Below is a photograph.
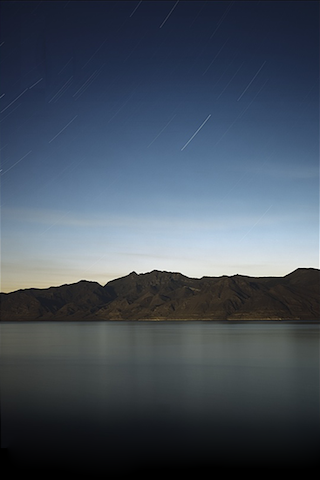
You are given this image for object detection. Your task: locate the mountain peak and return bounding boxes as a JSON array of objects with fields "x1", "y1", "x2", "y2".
[{"x1": 1, "y1": 268, "x2": 319, "y2": 321}]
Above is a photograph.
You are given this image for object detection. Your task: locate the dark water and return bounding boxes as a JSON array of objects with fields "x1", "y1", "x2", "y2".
[{"x1": 1, "y1": 321, "x2": 319, "y2": 472}]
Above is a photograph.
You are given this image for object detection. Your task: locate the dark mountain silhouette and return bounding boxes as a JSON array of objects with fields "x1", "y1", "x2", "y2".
[{"x1": 1, "y1": 268, "x2": 319, "y2": 321}]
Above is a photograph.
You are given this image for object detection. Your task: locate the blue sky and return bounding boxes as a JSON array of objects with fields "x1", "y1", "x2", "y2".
[{"x1": 1, "y1": 1, "x2": 319, "y2": 292}]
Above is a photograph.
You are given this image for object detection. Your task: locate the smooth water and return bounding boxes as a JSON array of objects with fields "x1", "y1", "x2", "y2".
[{"x1": 1, "y1": 322, "x2": 319, "y2": 471}]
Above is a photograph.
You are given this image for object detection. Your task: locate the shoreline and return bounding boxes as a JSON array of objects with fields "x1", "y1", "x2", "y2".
[{"x1": 1, "y1": 319, "x2": 319, "y2": 324}]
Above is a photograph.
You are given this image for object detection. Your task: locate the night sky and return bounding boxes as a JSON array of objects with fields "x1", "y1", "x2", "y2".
[{"x1": 0, "y1": 1, "x2": 319, "y2": 292}]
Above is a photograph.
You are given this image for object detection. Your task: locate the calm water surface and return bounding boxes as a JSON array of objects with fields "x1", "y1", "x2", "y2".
[{"x1": 1, "y1": 321, "x2": 319, "y2": 471}]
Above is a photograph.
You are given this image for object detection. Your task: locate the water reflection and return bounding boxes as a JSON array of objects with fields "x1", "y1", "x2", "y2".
[{"x1": 1, "y1": 322, "x2": 319, "y2": 470}]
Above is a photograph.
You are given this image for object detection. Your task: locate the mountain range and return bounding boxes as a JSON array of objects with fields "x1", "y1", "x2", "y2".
[{"x1": 1, "y1": 268, "x2": 319, "y2": 321}]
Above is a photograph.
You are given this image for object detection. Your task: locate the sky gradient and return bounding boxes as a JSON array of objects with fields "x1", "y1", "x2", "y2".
[{"x1": 0, "y1": 1, "x2": 319, "y2": 292}]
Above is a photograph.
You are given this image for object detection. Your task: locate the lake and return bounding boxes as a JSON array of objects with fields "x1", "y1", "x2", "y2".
[{"x1": 1, "y1": 321, "x2": 319, "y2": 472}]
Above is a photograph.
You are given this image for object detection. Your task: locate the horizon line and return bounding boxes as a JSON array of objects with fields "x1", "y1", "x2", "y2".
[{"x1": 1, "y1": 266, "x2": 318, "y2": 295}]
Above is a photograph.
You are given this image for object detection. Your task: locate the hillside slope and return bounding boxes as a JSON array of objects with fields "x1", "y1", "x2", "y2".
[{"x1": 1, "y1": 268, "x2": 319, "y2": 321}]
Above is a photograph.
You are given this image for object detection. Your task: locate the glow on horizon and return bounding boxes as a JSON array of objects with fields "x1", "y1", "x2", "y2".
[
  {"x1": 2, "y1": 261, "x2": 318, "y2": 294},
  {"x1": 1, "y1": 203, "x2": 318, "y2": 293}
]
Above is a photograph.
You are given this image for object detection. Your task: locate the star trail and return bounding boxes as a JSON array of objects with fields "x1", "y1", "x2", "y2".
[{"x1": 0, "y1": 1, "x2": 318, "y2": 292}]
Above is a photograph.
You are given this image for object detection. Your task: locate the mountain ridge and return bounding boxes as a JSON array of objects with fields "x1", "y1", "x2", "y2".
[{"x1": 1, "y1": 268, "x2": 319, "y2": 321}]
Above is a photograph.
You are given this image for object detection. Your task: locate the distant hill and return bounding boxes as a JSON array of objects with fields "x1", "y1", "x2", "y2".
[{"x1": 1, "y1": 268, "x2": 319, "y2": 321}]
